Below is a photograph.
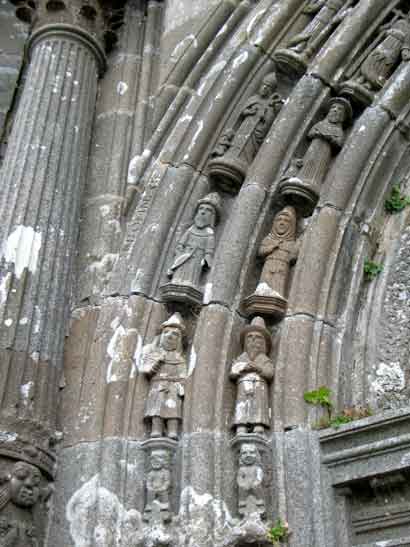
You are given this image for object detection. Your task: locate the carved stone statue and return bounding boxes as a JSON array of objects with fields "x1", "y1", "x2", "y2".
[
  {"x1": 275, "y1": 0, "x2": 353, "y2": 76},
  {"x1": 160, "y1": 192, "x2": 222, "y2": 306},
  {"x1": 340, "y1": 12, "x2": 410, "y2": 106},
  {"x1": 230, "y1": 317, "x2": 274, "y2": 435},
  {"x1": 237, "y1": 444, "x2": 265, "y2": 520},
  {"x1": 242, "y1": 207, "x2": 298, "y2": 319},
  {"x1": 0, "y1": 461, "x2": 49, "y2": 547},
  {"x1": 207, "y1": 73, "x2": 283, "y2": 193},
  {"x1": 144, "y1": 449, "x2": 172, "y2": 523},
  {"x1": 142, "y1": 313, "x2": 187, "y2": 439},
  {"x1": 279, "y1": 97, "x2": 352, "y2": 216}
]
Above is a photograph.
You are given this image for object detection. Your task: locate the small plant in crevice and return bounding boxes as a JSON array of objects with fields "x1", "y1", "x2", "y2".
[
  {"x1": 267, "y1": 519, "x2": 289, "y2": 545},
  {"x1": 303, "y1": 386, "x2": 333, "y2": 419},
  {"x1": 384, "y1": 185, "x2": 410, "y2": 214},
  {"x1": 304, "y1": 387, "x2": 373, "y2": 430},
  {"x1": 363, "y1": 259, "x2": 383, "y2": 281}
]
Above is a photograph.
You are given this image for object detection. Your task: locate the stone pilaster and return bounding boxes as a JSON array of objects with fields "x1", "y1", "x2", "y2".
[{"x1": 0, "y1": 2, "x2": 106, "y2": 540}]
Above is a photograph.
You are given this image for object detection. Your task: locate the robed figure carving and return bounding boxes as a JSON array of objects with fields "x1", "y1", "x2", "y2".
[
  {"x1": 208, "y1": 73, "x2": 283, "y2": 193},
  {"x1": 275, "y1": 0, "x2": 353, "y2": 76},
  {"x1": 0, "y1": 461, "x2": 50, "y2": 547},
  {"x1": 341, "y1": 11, "x2": 410, "y2": 106},
  {"x1": 161, "y1": 192, "x2": 222, "y2": 306},
  {"x1": 230, "y1": 317, "x2": 274, "y2": 435},
  {"x1": 243, "y1": 207, "x2": 298, "y2": 319},
  {"x1": 279, "y1": 97, "x2": 352, "y2": 216},
  {"x1": 142, "y1": 313, "x2": 187, "y2": 440}
]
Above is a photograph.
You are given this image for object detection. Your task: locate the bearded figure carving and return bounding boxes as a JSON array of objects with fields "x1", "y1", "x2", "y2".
[
  {"x1": 279, "y1": 97, "x2": 352, "y2": 216},
  {"x1": 207, "y1": 72, "x2": 283, "y2": 194},
  {"x1": 142, "y1": 313, "x2": 187, "y2": 440},
  {"x1": 230, "y1": 317, "x2": 274, "y2": 436},
  {"x1": 160, "y1": 192, "x2": 222, "y2": 306}
]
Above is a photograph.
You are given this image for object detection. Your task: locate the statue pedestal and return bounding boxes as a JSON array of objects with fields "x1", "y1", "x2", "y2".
[
  {"x1": 207, "y1": 155, "x2": 248, "y2": 194},
  {"x1": 339, "y1": 79, "x2": 374, "y2": 108},
  {"x1": 274, "y1": 48, "x2": 308, "y2": 77},
  {"x1": 279, "y1": 176, "x2": 319, "y2": 217},
  {"x1": 160, "y1": 282, "x2": 203, "y2": 307},
  {"x1": 242, "y1": 292, "x2": 287, "y2": 320},
  {"x1": 231, "y1": 432, "x2": 269, "y2": 451},
  {"x1": 141, "y1": 437, "x2": 178, "y2": 452}
]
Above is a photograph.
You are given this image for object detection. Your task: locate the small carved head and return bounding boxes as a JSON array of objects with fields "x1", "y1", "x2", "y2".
[
  {"x1": 9, "y1": 462, "x2": 42, "y2": 508},
  {"x1": 260, "y1": 72, "x2": 277, "y2": 97},
  {"x1": 159, "y1": 313, "x2": 185, "y2": 353},
  {"x1": 195, "y1": 192, "x2": 222, "y2": 226},
  {"x1": 150, "y1": 450, "x2": 171, "y2": 470},
  {"x1": 272, "y1": 206, "x2": 297, "y2": 240},
  {"x1": 327, "y1": 97, "x2": 353, "y2": 126},
  {"x1": 241, "y1": 316, "x2": 272, "y2": 356},
  {"x1": 239, "y1": 444, "x2": 261, "y2": 466}
]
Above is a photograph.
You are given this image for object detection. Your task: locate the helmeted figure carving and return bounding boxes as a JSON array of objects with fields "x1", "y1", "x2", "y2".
[
  {"x1": 208, "y1": 73, "x2": 283, "y2": 193},
  {"x1": 279, "y1": 97, "x2": 352, "y2": 216},
  {"x1": 341, "y1": 11, "x2": 410, "y2": 106},
  {"x1": 230, "y1": 317, "x2": 274, "y2": 435},
  {"x1": 0, "y1": 461, "x2": 48, "y2": 547},
  {"x1": 275, "y1": 0, "x2": 353, "y2": 76},
  {"x1": 237, "y1": 444, "x2": 265, "y2": 519},
  {"x1": 144, "y1": 449, "x2": 172, "y2": 523},
  {"x1": 161, "y1": 193, "x2": 222, "y2": 306},
  {"x1": 142, "y1": 313, "x2": 187, "y2": 439}
]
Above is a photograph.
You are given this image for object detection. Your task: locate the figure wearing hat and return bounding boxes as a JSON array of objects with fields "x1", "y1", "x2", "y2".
[
  {"x1": 208, "y1": 72, "x2": 283, "y2": 193},
  {"x1": 230, "y1": 317, "x2": 274, "y2": 435},
  {"x1": 280, "y1": 97, "x2": 352, "y2": 216},
  {"x1": 141, "y1": 313, "x2": 187, "y2": 439},
  {"x1": 166, "y1": 193, "x2": 221, "y2": 296}
]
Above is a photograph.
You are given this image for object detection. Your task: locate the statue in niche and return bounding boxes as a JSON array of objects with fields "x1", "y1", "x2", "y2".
[
  {"x1": 142, "y1": 313, "x2": 187, "y2": 440},
  {"x1": 279, "y1": 97, "x2": 352, "y2": 216},
  {"x1": 274, "y1": 0, "x2": 353, "y2": 76},
  {"x1": 160, "y1": 192, "x2": 222, "y2": 306},
  {"x1": 144, "y1": 449, "x2": 172, "y2": 523},
  {"x1": 237, "y1": 444, "x2": 265, "y2": 520},
  {"x1": 243, "y1": 207, "x2": 298, "y2": 319},
  {"x1": 230, "y1": 317, "x2": 274, "y2": 436},
  {"x1": 0, "y1": 461, "x2": 49, "y2": 547},
  {"x1": 207, "y1": 73, "x2": 284, "y2": 193},
  {"x1": 341, "y1": 11, "x2": 410, "y2": 106}
]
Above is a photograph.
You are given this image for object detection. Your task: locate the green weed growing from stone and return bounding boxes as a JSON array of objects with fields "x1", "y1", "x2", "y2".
[
  {"x1": 363, "y1": 259, "x2": 383, "y2": 281},
  {"x1": 304, "y1": 387, "x2": 373, "y2": 429},
  {"x1": 267, "y1": 519, "x2": 289, "y2": 545},
  {"x1": 303, "y1": 386, "x2": 333, "y2": 418},
  {"x1": 384, "y1": 185, "x2": 410, "y2": 214}
]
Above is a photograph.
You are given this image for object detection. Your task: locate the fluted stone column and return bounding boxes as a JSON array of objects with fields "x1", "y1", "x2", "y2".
[{"x1": 0, "y1": 2, "x2": 105, "y2": 543}]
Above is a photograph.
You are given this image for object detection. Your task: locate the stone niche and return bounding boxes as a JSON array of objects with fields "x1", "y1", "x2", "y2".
[
  {"x1": 348, "y1": 472, "x2": 410, "y2": 545},
  {"x1": 320, "y1": 409, "x2": 410, "y2": 547}
]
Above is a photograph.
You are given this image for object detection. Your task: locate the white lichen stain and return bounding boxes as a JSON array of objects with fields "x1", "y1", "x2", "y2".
[
  {"x1": 2, "y1": 225, "x2": 42, "y2": 278},
  {"x1": 117, "y1": 81, "x2": 128, "y2": 95},
  {"x1": 232, "y1": 51, "x2": 248, "y2": 70},
  {"x1": 107, "y1": 320, "x2": 139, "y2": 383},
  {"x1": 66, "y1": 475, "x2": 142, "y2": 547},
  {"x1": 188, "y1": 345, "x2": 197, "y2": 377},
  {"x1": 4, "y1": 318, "x2": 12, "y2": 327},
  {"x1": 0, "y1": 273, "x2": 12, "y2": 307}
]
